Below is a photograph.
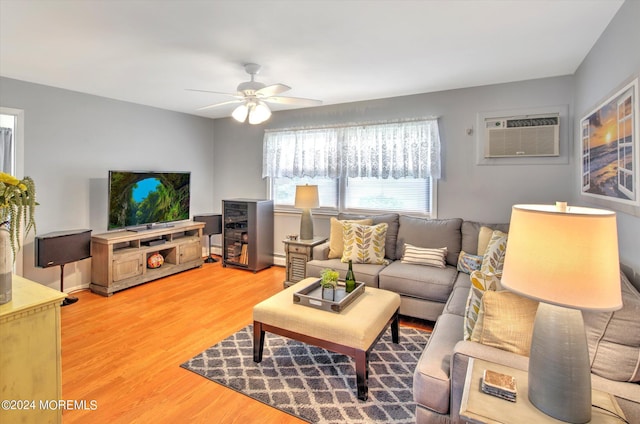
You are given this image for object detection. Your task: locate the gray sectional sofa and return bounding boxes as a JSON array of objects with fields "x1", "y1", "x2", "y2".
[
  {"x1": 306, "y1": 212, "x2": 640, "y2": 423},
  {"x1": 306, "y1": 213, "x2": 507, "y2": 322}
]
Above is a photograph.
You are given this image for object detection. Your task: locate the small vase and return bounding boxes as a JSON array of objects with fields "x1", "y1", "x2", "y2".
[
  {"x1": 0, "y1": 225, "x2": 12, "y2": 304},
  {"x1": 322, "y1": 286, "x2": 335, "y2": 301},
  {"x1": 334, "y1": 286, "x2": 346, "y2": 302}
]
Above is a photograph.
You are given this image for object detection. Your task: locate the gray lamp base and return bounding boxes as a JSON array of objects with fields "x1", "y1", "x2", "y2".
[
  {"x1": 528, "y1": 303, "x2": 592, "y2": 423},
  {"x1": 299, "y1": 209, "x2": 314, "y2": 240}
]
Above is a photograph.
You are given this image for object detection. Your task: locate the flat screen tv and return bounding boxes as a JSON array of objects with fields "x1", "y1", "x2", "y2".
[{"x1": 108, "y1": 170, "x2": 191, "y2": 230}]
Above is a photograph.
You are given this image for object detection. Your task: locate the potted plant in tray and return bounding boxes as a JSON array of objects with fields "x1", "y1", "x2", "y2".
[
  {"x1": 0, "y1": 172, "x2": 37, "y2": 304},
  {"x1": 320, "y1": 268, "x2": 339, "y2": 301}
]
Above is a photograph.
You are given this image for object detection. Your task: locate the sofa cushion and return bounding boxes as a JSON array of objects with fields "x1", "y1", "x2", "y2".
[
  {"x1": 341, "y1": 222, "x2": 388, "y2": 264},
  {"x1": 378, "y1": 261, "x2": 458, "y2": 303},
  {"x1": 401, "y1": 244, "x2": 447, "y2": 268},
  {"x1": 457, "y1": 251, "x2": 483, "y2": 274},
  {"x1": 470, "y1": 290, "x2": 538, "y2": 356},
  {"x1": 480, "y1": 230, "x2": 508, "y2": 278},
  {"x1": 461, "y1": 221, "x2": 510, "y2": 255},
  {"x1": 446, "y1": 287, "x2": 473, "y2": 319},
  {"x1": 327, "y1": 217, "x2": 373, "y2": 259},
  {"x1": 395, "y1": 216, "x2": 462, "y2": 265},
  {"x1": 413, "y1": 313, "x2": 464, "y2": 414},
  {"x1": 443, "y1": 273, "x2": 472, "y2": 317},
  {"x1": 339, "y1": 213, "x2": 399, "y2": 259},
  {"x1": 464, "y1": 271, "x2": 501, "y2": 340},
  {"x1": 445, "y1": 286, "x2": 471, "y2": 318},
  {"x1": 583, "y1": 271, "x2": 640, "y2": 383}
]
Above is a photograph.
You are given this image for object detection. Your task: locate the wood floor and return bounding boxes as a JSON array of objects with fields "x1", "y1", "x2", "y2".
[{"x1": 60, "y1": 260, "x2": 432, "y2": 424}]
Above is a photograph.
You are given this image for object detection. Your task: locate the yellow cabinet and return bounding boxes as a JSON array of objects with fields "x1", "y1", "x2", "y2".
[{"x1": 0, "y1": 276, "x2": 66, "y2": 424}]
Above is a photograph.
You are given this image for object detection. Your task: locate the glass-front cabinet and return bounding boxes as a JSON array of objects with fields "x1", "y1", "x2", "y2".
[{"x1": 222, "y1": 199, "x2": 273, "y2": 272}]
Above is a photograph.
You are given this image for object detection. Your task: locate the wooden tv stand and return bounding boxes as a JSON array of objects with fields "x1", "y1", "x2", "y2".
[{"x1": 90, "y1": 221, "x2": 205, "y2": 296}]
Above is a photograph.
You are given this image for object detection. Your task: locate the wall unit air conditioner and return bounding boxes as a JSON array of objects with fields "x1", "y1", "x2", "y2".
[{"x1": 484, "y1": 113, "x2": 560, "y2": 158}]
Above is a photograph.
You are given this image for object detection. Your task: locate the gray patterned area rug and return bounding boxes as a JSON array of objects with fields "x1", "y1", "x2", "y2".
[{"x1": 180, "y1": 325, "x2": 430, "y2": 424}]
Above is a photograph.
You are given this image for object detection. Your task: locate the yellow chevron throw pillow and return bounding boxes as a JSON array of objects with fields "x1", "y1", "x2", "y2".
[{"x1": 341, "y1": 222, "x2": 388, "y2": 265}]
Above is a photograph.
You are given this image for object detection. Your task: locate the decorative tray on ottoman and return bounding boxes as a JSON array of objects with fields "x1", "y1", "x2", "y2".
[{"x1": 293, "y1": 279, "x2": 365, "y2": 313}]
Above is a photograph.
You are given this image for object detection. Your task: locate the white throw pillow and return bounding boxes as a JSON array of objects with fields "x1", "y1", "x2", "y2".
[{"x1": 401, "y1": 244, "x2": 447, "y2": 268}]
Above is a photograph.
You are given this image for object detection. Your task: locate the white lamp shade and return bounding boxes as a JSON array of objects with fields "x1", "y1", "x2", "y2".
[
  {"x1": 501, "y1": 204, "x2": 621, "y2": 311},
  {"x1": 231, "y1": 103, "x2": 249, "y2": 122},
  {"x1": 248, "y1": 101, "x2": 272, "y2": 125},
  {"x1": 294, "y1": 185, "x2": 319, "y2": 209}
]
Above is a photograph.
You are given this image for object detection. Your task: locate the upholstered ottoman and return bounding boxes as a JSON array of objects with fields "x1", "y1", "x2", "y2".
[{"x1": 253, "y1": 277, "x2": 401, "y2": 400}]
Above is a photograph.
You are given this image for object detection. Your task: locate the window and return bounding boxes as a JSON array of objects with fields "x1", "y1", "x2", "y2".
[
  {"x1": 0, "y1": 113, "x2": 15, "y2": 174},
  {"x1": 272, "y1": 176, "x2": 431, "y2": 214},
  {"x1": 0, "y1": 107, "x2": 25, "y2": 275},
  {"x1": 273, "y1": 177, "x2": 337, "y2": 209},
  {"x1": 345, "y1": 177, "x2": 431, "y2": 213},
  {"x1": 264, "y1": 119, "x2": 440, "y2": 216},
  {"x1": 0, "y1": 107, "x2": 23, "y2": 178},
  {"x1": 617, "y1": 91, "x2": 634, "y2": 199}
]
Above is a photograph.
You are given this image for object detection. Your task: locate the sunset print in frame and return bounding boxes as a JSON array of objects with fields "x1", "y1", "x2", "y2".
[{"x1": 580, "y1": 78, "x2": 639, "y2": 207}]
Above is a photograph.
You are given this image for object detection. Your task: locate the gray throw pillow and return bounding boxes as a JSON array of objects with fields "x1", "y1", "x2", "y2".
[
  {"x1": 461, "y1": 221, "x2": 510, "y2": 255},
  {"x1": 395, "y1": 216, "x2": 462, "y2": 265}
]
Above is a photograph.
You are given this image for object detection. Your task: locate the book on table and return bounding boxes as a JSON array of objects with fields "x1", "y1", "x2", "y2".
[{"x1": 481, "y1": 369, "x2": 517, "y2": 402}]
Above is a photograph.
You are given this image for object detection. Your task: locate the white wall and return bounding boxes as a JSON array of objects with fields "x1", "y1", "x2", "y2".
[
  {"x1": 212, "y1": 75, "x2": 575, "y2": 260},
  {"x1": 0, "y1": 77, "x2": 215, "y2": 291},
  {"x1": 573, "y1": 0, "x2": 640, "y2": 284}
]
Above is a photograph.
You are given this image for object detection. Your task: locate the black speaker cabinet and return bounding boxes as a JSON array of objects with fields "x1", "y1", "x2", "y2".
[
  {"x1": 194, "y1": 214, "x2": 222, "y2": 235},
  {"x1": 35, "y1": 229, "x2": 92, "y2": 268}
]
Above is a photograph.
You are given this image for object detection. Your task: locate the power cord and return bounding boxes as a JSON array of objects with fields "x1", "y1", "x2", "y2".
[{"x1": 592, "y1": 404, "x2": 629, "y2": 423}]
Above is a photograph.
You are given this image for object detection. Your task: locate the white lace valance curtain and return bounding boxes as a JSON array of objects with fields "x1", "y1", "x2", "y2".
[
  {"x1": 262, "y1": 119, "x2": 441, "y2": 180},
  {"x1": 262, "y1": 128, "x2": 341, "y2": 178}
]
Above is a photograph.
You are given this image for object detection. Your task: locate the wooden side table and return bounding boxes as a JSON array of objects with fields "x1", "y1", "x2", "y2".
[
  {"x1": 460, "y1": 358, "x2": 626, "y2": 424},
  {"x1": 283, "y1": 237, "x2": 326, "y2": 288}
]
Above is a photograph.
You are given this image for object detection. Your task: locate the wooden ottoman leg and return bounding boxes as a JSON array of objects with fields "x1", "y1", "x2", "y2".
[
  {"x1": 253, "y1": 321, "x2": 265, "y2": 363},
  {"x1": 355, "y1": 349, "x2": 369, "y2": 401},
  {"x1": 391, "y1": 309, "x2": 399, "y2": 344}
]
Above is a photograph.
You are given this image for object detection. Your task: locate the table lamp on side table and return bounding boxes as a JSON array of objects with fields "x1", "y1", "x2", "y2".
[
  {"x1": 501, "y1": 203, "x2": 621, "y2": 424},
  {"x1": 295, "y1": 184, "x2": 319, "y2": 241}
]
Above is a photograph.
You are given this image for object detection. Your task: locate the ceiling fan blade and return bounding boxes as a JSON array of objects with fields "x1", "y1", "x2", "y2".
[
  {"x1": 196, "y1": 99, "x2": 243, "y2": 111},
  {"x1": 264, "y1": 96, "x2": 323, "y2": 106},
  {"x1": 256, "y1": 83, "x2": 291, "y2": 97},
  {"x1": 186, "y1": 88, "x2": 242, "y2": 98}
]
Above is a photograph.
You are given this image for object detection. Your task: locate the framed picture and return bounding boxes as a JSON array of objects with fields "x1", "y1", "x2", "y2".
[{"x1": 580, "y1": 78, "x2": 639, "y2": 207}]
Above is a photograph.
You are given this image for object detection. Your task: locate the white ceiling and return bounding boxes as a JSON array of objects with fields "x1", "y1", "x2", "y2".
[{"x1": 0, "y1": 0, "x2": 625, "y2": 119}]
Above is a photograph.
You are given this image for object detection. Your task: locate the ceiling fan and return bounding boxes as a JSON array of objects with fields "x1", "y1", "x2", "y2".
[{"x1": 188, "y1": 63, "x2": 322, "y2": 124}]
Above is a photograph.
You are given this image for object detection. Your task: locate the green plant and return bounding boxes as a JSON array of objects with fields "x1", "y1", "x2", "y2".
[
  {"x1": 0, "y1": 172, "x2": 37, "y2": 261},
  {"x1": 320, "y1": 268, "x2": 339, "y2": 288}
]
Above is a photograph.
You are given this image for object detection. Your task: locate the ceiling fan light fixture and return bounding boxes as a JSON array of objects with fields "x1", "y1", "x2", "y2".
[
  {"x1": 248, "y1": 101, "x2": 272, "y2": 125},
  {"x1": 191, "y1": 62, "x2": 321, "y2": 120},
  {"x1": 231, "y1": 103, "x2": 249, "y2": 122}
]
